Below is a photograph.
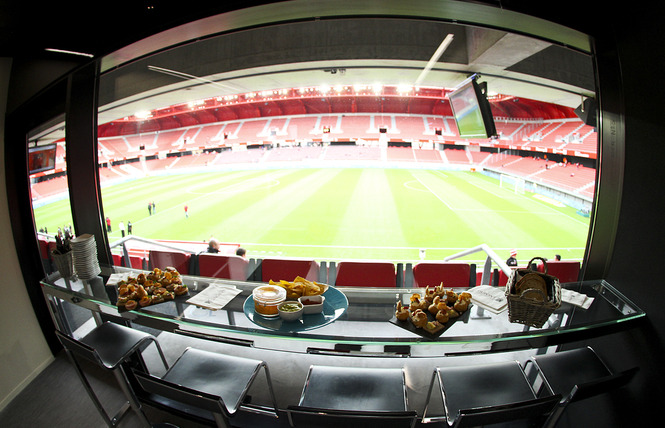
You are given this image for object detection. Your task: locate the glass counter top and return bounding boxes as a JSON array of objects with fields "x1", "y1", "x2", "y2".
[{"x1": 41, "y1": 265, "x2": 646, "y2": 356}]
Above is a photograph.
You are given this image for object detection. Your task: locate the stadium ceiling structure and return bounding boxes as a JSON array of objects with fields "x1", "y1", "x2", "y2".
[{"x1": 24, "y1": 5, "x2": 595, "y2": 145}]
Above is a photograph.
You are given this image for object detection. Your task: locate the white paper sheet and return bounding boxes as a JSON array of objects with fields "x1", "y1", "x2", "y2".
[
  {"x1": 186, "y1": 283, "x2": 242, "y2": 310},
  {"x1": 560, "y1": 288, "x2": 594, "y2": 309},
  {"x1": 469, "y1": 285, "x2": 508, "y2": 313}
]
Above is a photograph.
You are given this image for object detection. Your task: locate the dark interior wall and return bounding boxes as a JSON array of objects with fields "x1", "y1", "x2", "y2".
[
  {"x1": 5, "y1": 58, "x2": 82, "y2": 115},
  {"x1": 504, "y1": 2, "x2": 665, "y2": 425},
  {"x1": 584, "y1": 8, "x2": 665, "y2": 425}
]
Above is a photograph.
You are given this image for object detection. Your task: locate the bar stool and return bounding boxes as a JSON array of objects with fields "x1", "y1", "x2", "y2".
[
  {"x1": 132, "y1": 347, "x2": 279, "y2": 428},
  {"x1": 56, "y1": 321, "x2": 169, "y2": 428},
  {"x1": 287, "y1": 365, "x2": 417, "y2": 427},
  {"x1": 526, "y1": 346, "x2": 639, "y2": 428},
  {"x1": 422, "y1": 360, "x2": 561, "y2": 427}
]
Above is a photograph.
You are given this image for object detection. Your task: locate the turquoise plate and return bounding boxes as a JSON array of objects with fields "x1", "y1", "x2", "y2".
[{"x1": 244, "y1": 286, "x2": 348, "y2": 331}]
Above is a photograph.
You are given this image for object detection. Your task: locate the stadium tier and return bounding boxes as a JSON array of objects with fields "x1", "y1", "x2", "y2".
[
  {"x1": 34, "y1": 113, "x2": 597, "y2": 204},
  {"x1": 96, "y1": 114, "x2": 597, "y2": 156},
  {"x1": 32, "y1": 144, "x2": 596, "y2": 202}
]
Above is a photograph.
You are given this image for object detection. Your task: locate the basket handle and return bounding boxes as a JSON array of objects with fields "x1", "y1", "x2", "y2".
[{"x1": 527, "y1": 257, "x2": 548, "y2": 274}]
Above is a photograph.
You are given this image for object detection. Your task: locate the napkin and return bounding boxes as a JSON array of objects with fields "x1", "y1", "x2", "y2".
[
  {"x1": 561, "y1": 289, "x2": 594, "y2": 309},
  {"x1": 469, "y1": 285, "x2": 508, "y2": 314},
  {"x1": 186, "y1": 282, "x2": 242, "y2": 310},
  {"x1": 106, "y1": 272, "x2": 131, "y2": 287}
]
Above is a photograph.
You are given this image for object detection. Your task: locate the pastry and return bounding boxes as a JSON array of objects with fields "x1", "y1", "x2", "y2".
[
  {"x1": 424, "y1": 286, "x2": 437, "y2": 303},
  {"x1": 458, "y1": 291, "x2": 472, "y2": 302},
  {"x1": 395, "y1": 301, "x2": 410, "y2": 321},
  {"x1": 424, "y1": 321, "x2": 444, "y2": 334},
  {"x1": 410, "y1": 309, "x2": 428, "y2": 328},
  {"x1": 453, "y1": 298, "x2": 469, "y2": 312},
  {"x1": 410, "y1": 296, "x2": 427, "y2": 312},
  {"x1": 436, "y1": 309, "x2": 449, "y2": 323},
  {"x1": 428, "y1": 296, "x2": 443, "y2": 314}
]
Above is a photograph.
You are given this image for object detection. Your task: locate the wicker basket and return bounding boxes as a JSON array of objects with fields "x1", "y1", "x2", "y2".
[{"x1": 504, "y1": 257, "x2": 561, "y2": 328}]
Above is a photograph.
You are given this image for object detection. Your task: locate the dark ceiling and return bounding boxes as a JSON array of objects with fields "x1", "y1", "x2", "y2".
[{"x1": 0, "y1": 1, "x2": 277, "y2": 60}]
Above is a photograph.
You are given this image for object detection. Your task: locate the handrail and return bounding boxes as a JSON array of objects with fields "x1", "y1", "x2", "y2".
[
  {"x1": 109, "y1": 235, "x2": 201, "y2": 269},
  {"x1": 444, "y1": 244, "x2": 511, "y2": 285}
]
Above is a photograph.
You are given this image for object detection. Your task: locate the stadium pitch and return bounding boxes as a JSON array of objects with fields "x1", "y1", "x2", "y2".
[{"x1": 34, "y1": 167, "x2": 590, "y2": 264}]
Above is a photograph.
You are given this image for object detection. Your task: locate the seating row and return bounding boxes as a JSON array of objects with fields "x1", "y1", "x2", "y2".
[
  {"x1": 142, "y1": 249, "x2": 581, "y2": 287},
  {"x1": 142, "y1": 249, "x2": 480, "y2": 287},
  {"x1": 58, "y1": 321, "x2": 637, "y2": 428}
]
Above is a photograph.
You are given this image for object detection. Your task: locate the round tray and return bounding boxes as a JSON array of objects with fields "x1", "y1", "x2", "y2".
[{"x1": 244, "y1": 286, "x2": 348, "y2": 332}]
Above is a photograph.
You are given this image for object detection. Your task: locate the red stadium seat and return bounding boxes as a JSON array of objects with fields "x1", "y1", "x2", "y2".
[
  {"x1": 129, "y1": 256, "x2": 146, "y2": 270},
  {"x1": 335, "y1": 261, "x2": 397, "y2": 287},
  {"x1": 538, "y1": 261, "x2": 580, "y2": 283},
  {"x1": 149, "y1": 250, "x2": 191, "y2": 274},
  {"x1": 112, "y1": 254, "x2": 123, "y2": 267},
  {"x1": 38, "y1": 239, "x2": 51, "y2": 260},
  {"x1": 199, "y1": 253, "x2": 249, "y2": 280},
  {"x1": 261, "y1": 258, "x2": 319, "y2": 282},
  {"x1": 498, "y1": 269, "x2": 511, "y2": 287},
  {"x1": 412, "y1": 262, "x2": 471, "y2": 288}
]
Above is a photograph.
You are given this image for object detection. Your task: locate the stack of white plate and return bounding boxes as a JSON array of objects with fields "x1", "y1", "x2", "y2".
[{"x1": 70, "y1": 233, "x2": 101, "y2": 280}]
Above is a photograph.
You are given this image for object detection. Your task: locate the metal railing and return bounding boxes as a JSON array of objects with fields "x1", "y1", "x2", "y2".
[{"x1": 444, "y1": 244, "x2": 512, "y2": 285}]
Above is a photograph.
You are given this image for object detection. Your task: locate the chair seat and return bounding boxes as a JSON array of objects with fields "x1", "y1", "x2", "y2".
[
  {"x1": 412, "y1": 262, "x2": 471, "y2": 288},
  {"x1": 163, "y1": 347, "x2": 265, "y2": 415},
  {"x1": 56, "y1": 322, "x2": 168, "y2": 427},
  {"x1": 529, "y1": 347, "x2": 612, "y2": 396},
  {"x1": 334, "y1": 261, "x2": 397, "y2": 287},
  {"x1": 299, "y1": 365, "x2": 407, "y2": 412},
  {"x1": 79, "y1": 321, "x2": 164, "y2": 369},
  {"x1": 438, "y1": 361, "x2": 536, "y2": 418}
]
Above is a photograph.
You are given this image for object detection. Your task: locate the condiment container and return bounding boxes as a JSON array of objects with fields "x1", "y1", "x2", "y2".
[
  {"x1": 253, "y1": 285, "x2": 286, "y2": 317},
  {"x1": 278, "y1": 301, "x2": 304, "y2": 321},
  {"x1": 298, "y1": 294, "x2": 325, "y2": 314}
]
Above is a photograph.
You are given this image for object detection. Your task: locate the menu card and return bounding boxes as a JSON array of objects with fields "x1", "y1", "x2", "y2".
[
  {"x1": 186, "y1": 282, "x2": 242, "y2": 310},
  {"x1": 468, "y1": 285, "x2": 508, "y2": 314}
]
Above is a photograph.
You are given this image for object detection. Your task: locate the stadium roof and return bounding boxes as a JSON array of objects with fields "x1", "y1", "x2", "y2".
[{"x1": 2, "y1": 1, "x2": 595, "y2": 141}]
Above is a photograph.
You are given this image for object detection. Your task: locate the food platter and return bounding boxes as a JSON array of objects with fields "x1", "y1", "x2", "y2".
[
  {"x1": 244, "y1": 286, "x2": 348, "y2": 332},
  {"x1": 389, "y1": 303, "x2": 472, "y2": 339},
  {"x1": 389, "y1": 286, "x2": 473, "y2": 340},
  {"x1": 110, "y1": 268, "x2": 189, "y2": 311}
]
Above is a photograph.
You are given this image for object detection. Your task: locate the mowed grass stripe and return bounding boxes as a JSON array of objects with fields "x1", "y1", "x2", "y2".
[
  {"x1": 204, "y1": 168, "x2": 346, "y2": 245},
  {"x1": 328, "y1": 169, "x2": 408, "y2": 260}
]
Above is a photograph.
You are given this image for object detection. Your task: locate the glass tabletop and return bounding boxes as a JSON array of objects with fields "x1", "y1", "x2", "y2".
[{"x1": 40, "y1": 265, "x2": 646, "y2": 355}]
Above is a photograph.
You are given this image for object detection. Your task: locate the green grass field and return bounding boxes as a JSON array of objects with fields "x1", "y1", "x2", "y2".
[{"x1": 34, "y1": 167, "x2": 590, "y2": 264}]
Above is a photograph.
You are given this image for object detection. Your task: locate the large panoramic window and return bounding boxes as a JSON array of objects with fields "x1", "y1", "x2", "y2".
[
  {"x1": 86, "y1": 17, "x2": 596, "y2": 275},
  {"x1": 29, "y1": 119, "x2": 74, "y2": 274}
]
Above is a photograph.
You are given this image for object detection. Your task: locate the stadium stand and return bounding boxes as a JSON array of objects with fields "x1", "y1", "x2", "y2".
[
  {"x1": 387, "y1": 147, "x2": 415, "y2": 161},
  {"x1": 444, "y1": 148, "x2": 470, "y2": 164},
  {"x1": 413, "y1": 149, "x2": 443, "y2": 163}
]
